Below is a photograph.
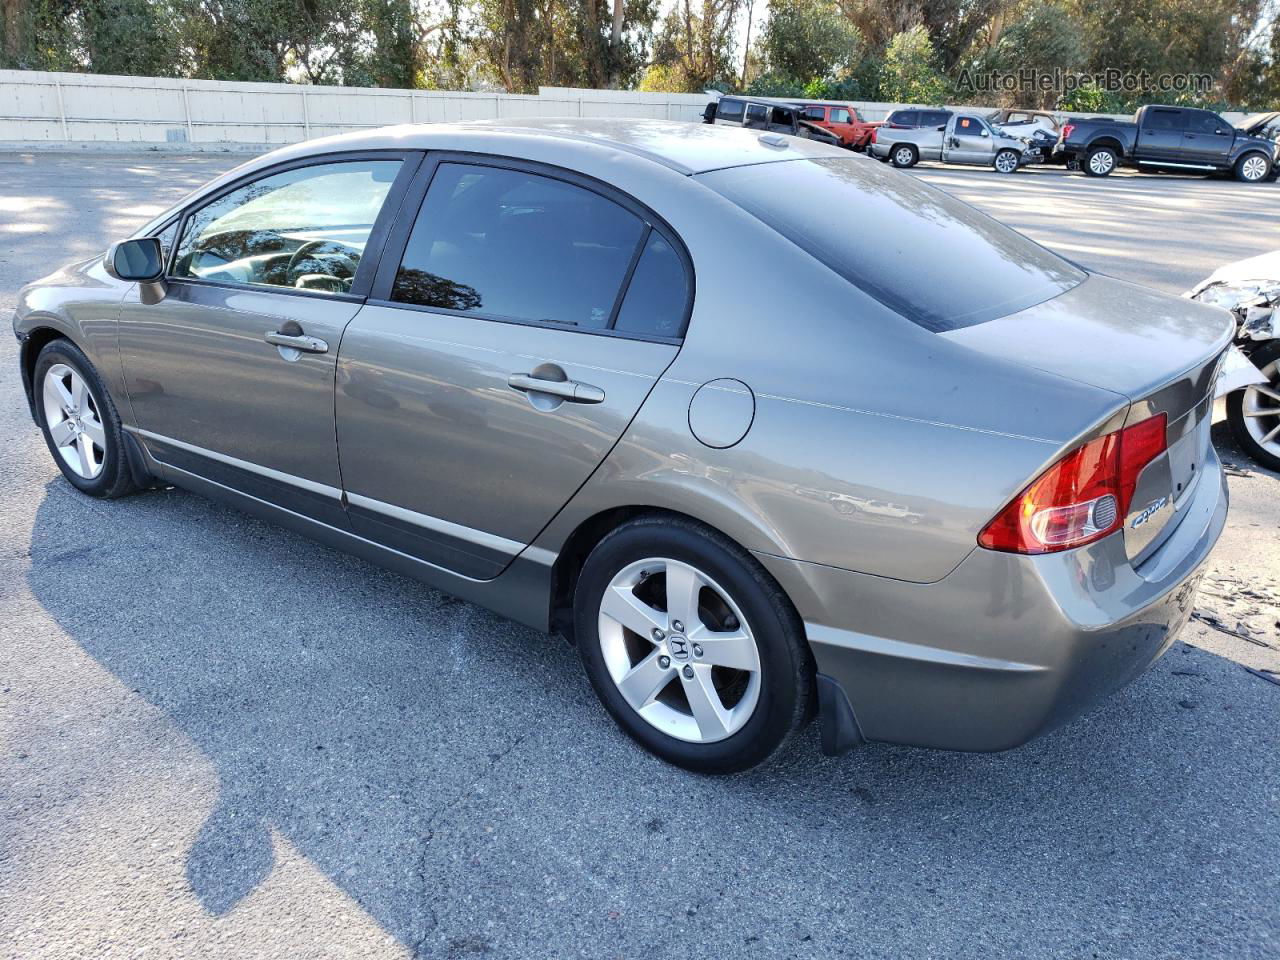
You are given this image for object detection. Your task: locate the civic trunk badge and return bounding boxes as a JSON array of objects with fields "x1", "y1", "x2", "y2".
[{"x1": 1131, "y1": 497, "x2": 1169, "y2": 528}]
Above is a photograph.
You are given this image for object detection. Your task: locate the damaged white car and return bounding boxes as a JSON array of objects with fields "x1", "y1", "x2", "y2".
[{"x1": 1189, "y1": 250, "x2": 1280, "y2": 469}]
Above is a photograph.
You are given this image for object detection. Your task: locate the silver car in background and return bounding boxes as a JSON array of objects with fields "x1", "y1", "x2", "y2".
[
  {"x1": 872, "y1": 111, "x2": 1041, "y2": 172},
  {"x1": 14, "y1": 120, "x2": 1231, "y2": 772}
]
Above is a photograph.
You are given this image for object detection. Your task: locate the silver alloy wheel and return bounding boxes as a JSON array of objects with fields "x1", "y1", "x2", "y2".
[
  {"x1": 1088, "y1": 150, "x2": 1115, "y2": 175},
  {"x1": 1240, "y1": 155, "x2": 1269, "y2": 182},
  {"x1": 893, "y1": 146, "x2": 914, "y2": 166},
  {"x1": 597, "y1": 557, "x2": 762, "y2": 744},
  {"x1": 994, "y1": 151, "x2": 1019, "y2": 173},
  {"x1": 42, "y1": 363, "x2": 106, "y2": 479},
  {"x1": 1241, "y1": 358, "x2": 1280, "y2": 456}
]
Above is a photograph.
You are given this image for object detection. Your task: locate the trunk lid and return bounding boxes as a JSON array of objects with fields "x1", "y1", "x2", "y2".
[{"x1": 945, "y1": 274, "x2": 1233, "y2": 566}]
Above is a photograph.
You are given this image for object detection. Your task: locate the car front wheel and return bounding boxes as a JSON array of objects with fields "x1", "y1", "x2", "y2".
[
  {"x1": 1235, "y1": 153, "x2": 1272, "y2": 184},
  {"x1": 573, "y1": 516, "x2": 814, "y2": 773},
  {"x1": 994, "y1": 149, "x2": 1020, "y2": 174},
  {"x1": 34, "y1": 338, "x2": 138, "y2": 498},
  {"x1": 1228, "y1": 341, "x2": 1280, "y2": 471}
]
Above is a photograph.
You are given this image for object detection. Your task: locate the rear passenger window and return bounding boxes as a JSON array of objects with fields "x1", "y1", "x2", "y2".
[
  {"x1": 1145, "y1": 109, "x2": 1185, "y2": 131},
  {"x1": 889, "y1": 110, "x2": 916, "y2": 126},
  {"x1": 614, "y1": 233, "x2": 688, "y2": 338},
  {"x1": 802, "y1": 107, "x2": 826, "y2": 122},
  {"x1": 392, "y1": 163, "x2": 652, "y2": 331}
]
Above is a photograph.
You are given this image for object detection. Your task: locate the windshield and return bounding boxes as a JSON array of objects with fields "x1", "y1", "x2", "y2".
[{"x1": 700, "y1": 157, "x2": 1085, "y2": 332}]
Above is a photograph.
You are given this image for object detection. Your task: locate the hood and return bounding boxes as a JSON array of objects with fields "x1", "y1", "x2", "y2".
[
  {"x1": 942, "y1": 273, "x2": 1234, "y2": 403},
  {"x1": 1188, "y1": 249, "x2": 1280, "y2": 295},
  {"x1": 1236, "y1": 112, "x2": 1279, "y2": 136}
]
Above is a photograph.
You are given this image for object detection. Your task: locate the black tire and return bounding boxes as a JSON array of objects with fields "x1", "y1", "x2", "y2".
[
  {"x1": 33, "y1": 338, "x2": 138, "y2": 498},
  {"x1": 1084, "y1": 146, "x2": 1117, "y2": 177},
  {"x1": 890, "y1": 144, "x2": 918, "y2": 168},
  {"x1": 1227, "y1": 340, "x2": 1280, "y2": 472},
  {"x1": 1234, "y1": 152, "x2": 1272, "y2": 184},
  {"x1": 573, "y1": 515, "x2": 815, "y2": 774},
  {"x1": 994, "y1": 149, "x2": 1020, "y2": 174}
]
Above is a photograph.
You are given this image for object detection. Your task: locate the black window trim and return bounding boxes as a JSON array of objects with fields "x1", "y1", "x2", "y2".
[
  {"x1": 367, "y1": 151, "x2": 696, "y2": 345},
  {"x1": 165, "y1": 149, "x2": 425, "y2": 305}
]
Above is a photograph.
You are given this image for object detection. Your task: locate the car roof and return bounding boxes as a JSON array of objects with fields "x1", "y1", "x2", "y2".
[{"x1": 252, "y1": 118, "x2": 847, "y2": 177}]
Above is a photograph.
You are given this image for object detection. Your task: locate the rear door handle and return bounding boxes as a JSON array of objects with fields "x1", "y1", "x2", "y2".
[
  {"x1": 265, "y1": 331, "x2": 329, "y2": 354},
  {"x1": 508, "y1": 373, "x2": 605, "y2": 404}
]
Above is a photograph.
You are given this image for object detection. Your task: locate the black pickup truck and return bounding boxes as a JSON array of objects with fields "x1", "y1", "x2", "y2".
[{"x1": 1056, "y1": 105, "x2": 1280, "y2": 183}]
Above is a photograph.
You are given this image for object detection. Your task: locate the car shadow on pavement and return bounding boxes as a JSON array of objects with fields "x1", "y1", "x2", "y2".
[{"x1": 22, "y1": 477, "x2": 1280, "y2": 957}]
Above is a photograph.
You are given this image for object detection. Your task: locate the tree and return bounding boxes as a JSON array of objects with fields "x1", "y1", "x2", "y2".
[
  {"x1": 645, "y1": 0, "x2": 743, "y2": 92},
  {"x1": 752, "y1": 0, "x2": 862, "y2": 90},
  {"x1": 966, "y1": 0, "x2": 1085, "y2": 106},
  {"x1": 879, "y1": 24, "x2": 948, "y2": 102}
]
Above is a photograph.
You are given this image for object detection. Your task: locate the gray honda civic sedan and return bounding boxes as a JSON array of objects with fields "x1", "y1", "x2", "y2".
[{"x1": 14, "y1": 119, "x2": 1232, "y2": 772}]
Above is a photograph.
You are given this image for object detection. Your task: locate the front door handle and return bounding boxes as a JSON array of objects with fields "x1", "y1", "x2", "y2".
[
  {"x1": 265, "y1": 331, "x2": 329, "y2": 354},
  {"x1": 508, "y1": 373, "x2": 605, "y2": 404}
]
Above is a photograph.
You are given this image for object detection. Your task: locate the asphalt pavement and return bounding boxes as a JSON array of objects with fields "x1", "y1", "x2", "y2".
[{"x1": 1, "y1": 150, "x2": 1278, "y2": 960}]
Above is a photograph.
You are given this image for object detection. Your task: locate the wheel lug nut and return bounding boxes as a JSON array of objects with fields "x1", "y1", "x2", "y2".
[
  {"x1": 652, "y1": 628, "x2": 665, "y2": 641},
  {"x1": 672, "y1": 620, "x2": 684, "y2": 633},
  {"x1": 681, "y1": 665, "x2": 694, "y2": 680},
  {"x1": 658, "y1": 656, "x2": 671, "y2": 669},
  {"x1": 692, "y1": 644, "x2": 703, "y2": 658}
]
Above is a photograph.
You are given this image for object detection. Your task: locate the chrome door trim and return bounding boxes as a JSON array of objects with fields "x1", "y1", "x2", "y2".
[
  {"x1": 128, "y1": 426, "x2": 543, "y2": 562},
  {"x1": 346, "y1": 492, "x2": 525, "y2": 557},
  {"x1": 126, "y1": 426, "x2": 343, "y2": 499}
]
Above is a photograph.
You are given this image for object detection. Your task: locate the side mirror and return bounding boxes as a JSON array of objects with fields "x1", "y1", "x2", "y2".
[
  {"x1": 981, "y1": 129, "x2": 991, "y2": 137},
  {"x1": 106, "y1": 237, "x2": 164, "y2": 281},
  {"x1": 936, "y1": 125, "x2": 946, "y2": 131},
  {"x1": 104, "y1": 237, "x2": 168, "y2": 304}
]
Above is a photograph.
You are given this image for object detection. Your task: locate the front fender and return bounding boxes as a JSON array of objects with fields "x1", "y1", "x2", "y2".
[{"x1": 14, "y1": 256, "x2": 131, "y2": 418}]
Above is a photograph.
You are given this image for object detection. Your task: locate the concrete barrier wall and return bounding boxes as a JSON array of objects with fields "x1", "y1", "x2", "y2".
[
  {"x1": 0, "y1": 70, "x2": 1245, "y2": 149},
  {"x1": 0, "y1": 71, "x2": 711, "y2": 147}
]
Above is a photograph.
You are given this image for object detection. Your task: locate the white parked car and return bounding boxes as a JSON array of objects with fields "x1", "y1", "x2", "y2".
[{"x1": 1188, "y1": 250, "x2": 1280, "y2": 469}]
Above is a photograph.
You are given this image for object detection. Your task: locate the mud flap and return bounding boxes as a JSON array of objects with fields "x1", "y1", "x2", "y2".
[{"x1": 816, "y1": 673, "x2": 865, "y2": 756}]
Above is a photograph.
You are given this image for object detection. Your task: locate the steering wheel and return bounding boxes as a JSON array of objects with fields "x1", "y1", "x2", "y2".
[{"x1": 286, "y1": 239, "x2": 357, "y2": 285}]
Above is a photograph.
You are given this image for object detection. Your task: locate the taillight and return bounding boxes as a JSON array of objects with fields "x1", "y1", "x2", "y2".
[
  {"x1": 978, "y1": 413, "x2": 1167, "y2": 554},
  {"x1": 1061, "y1": 123, "x2": 1074, "y2": 140},
  {"x1": 870, "y1": 128, "x2": 878, "y2": 144}
]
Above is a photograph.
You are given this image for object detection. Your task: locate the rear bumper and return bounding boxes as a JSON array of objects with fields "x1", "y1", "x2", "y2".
[{"x1": 757, "y1": 445, "x2": 1229, "y2": 754}]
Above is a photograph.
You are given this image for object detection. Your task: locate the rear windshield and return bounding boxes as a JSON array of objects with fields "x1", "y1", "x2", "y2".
[{"x1": 700, "y1": 157, "x2": 1084, "y2": 331}]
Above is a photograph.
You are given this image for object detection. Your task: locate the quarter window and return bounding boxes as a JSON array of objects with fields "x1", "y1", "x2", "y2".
[
  {"x1": 172, "y1": 160, "x2": 401, "y2": 295},
  {"x1": 717, "y1": 99, "x2": 745, "y2": 123},
  {"x1": 391, "y1": 164, "x2": 644, "y2": 330},
  {"x1": 613, "y1": 233, "x2": 689, "y2": 338}
]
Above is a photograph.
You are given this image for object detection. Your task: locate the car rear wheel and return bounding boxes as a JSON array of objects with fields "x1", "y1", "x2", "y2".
[
  {"x1": 573, "y1": 516, "x2": 814, "y2": 773},
  {"x1": 891, "y1": 145, "x2": 918, "y2": 168},
  {"x1": 994, "y1": 149, "x2": 1020, "y2": 174},
  {"x1": 1228, "y1": 342, "x2": 1280, "y2": 471},
  {"x1": 1085, "y1": 147, "x2": 1117, "y2": 176},
  {"x1": 1234, "y1": 153, "x2": 1272, "y2": 184},
  {"x1": 34, "y1": 338, "x2": 138, "y2": 498}
]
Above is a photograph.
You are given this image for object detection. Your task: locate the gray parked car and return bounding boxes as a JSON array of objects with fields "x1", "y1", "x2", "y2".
[
  {"x1": 14, "y1": 119, "x2": 1231, "y2": 772},
  {"x1": 872, "y1": 111, "x2": 1041, "y2": 172}
]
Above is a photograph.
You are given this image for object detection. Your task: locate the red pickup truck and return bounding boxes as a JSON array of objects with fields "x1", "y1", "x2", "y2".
[{"x1": 792, "y1": 102, "x2": 882, "y2": 151}]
